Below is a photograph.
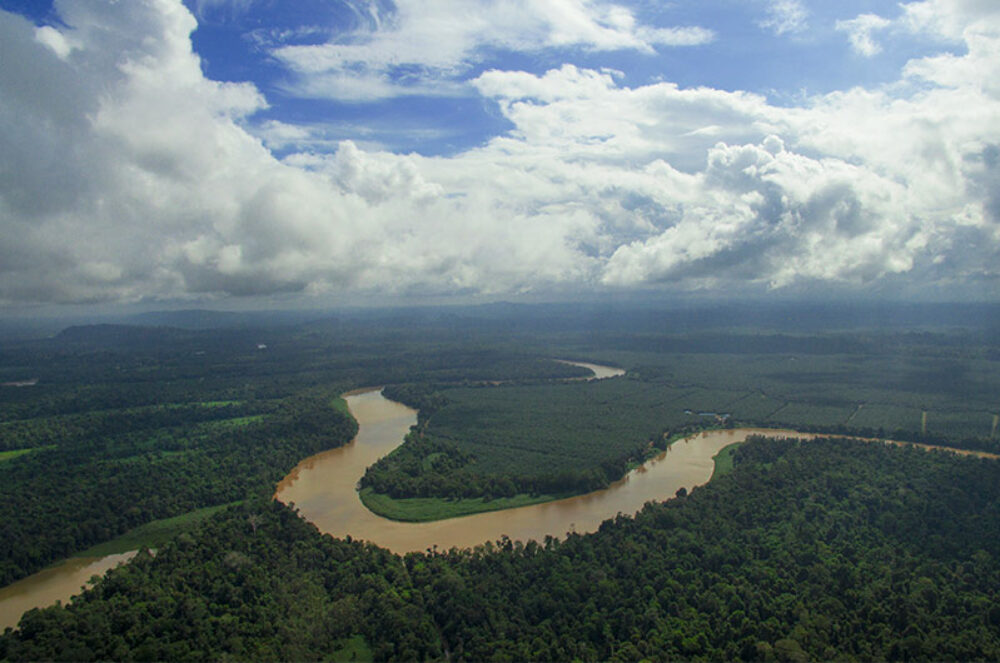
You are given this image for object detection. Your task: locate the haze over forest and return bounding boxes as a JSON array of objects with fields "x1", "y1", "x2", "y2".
[{"x1": 1, "y1": 0, "x2": 999, "y2": 313}]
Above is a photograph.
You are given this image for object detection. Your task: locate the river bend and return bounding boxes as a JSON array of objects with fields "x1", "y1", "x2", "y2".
[{"x1": 276, "y1": 376, "x2": 783, "y2": 553}]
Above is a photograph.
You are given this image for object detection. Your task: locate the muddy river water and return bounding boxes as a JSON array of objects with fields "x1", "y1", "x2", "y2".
[
  {"x1": 275, "y1": 383, "x2": 797, "y2": 553},
  {"x1": 0, "y1": 552, "x2": 137, "y2": 631},
  {"x1": 274, "y1": 364, "x2": 998, "y2": 552}
]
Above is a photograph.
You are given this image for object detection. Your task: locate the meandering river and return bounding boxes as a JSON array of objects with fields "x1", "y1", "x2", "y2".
[
  {"x1": 275, "y1": 361, "x2": 788, "y2": 553},
  {"x1": 276, "y1": 390, "x2": 797, "y2": 553},
  {"x1": 275, "y1": 362, "x2": 998, "y2": 553}
]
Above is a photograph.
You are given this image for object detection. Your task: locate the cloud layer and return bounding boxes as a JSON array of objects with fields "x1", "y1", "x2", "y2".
[
  {"x1": 269, "y1": 0, "x2": 714, "y2": 102},
  {"x1": 0, "y1": 0, "x2": 998, "y2": 305}
]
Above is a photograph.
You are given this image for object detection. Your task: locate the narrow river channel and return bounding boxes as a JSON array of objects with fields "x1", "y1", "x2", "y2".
[{"x1": 0, "y1": 552, "x2": 137, "y2": 631}]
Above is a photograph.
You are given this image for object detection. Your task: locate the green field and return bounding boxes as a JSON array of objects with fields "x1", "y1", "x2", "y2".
[
  {"x1": 331, "y1": 396, "x2": 351, "y2": 416},
  {"x1": 0, "y1": 447, "x2": 48, "y2": 463},
  {"x1": 74, "y1": 503, "x2": 243, "y2": 557},
  {"x1": 710, "y1": 442, "x2": 741, "y2": 480},
  {"x1": 331, "y1": 635, "x2": 373, "y2": 663},
  {"x1": 359, "y1": 487, "x2": 570, "y2": 522}
]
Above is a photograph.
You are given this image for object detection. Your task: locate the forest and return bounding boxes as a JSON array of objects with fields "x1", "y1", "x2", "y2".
[
  {"x1": 2, "y1": 437, "x2": 999, "y2": 661},
  {"x1": 361, "y1": 310, "x2": 1000, "y2": 514},
  {"x1": 0, "y1": 301, "x2": 998, "y2": 660}
]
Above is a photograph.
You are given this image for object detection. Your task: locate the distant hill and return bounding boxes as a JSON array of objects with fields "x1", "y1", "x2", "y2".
[
  {"x1": 125, "y1": 309, "x2": 318, "y2": 330},
  {"x1": 54, "y1": 324, "x2": 197, "y2": 347}
]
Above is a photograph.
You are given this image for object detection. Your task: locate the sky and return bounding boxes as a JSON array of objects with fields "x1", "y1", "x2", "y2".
[{"x1": 1, "y1": 0, "x2": 999, "y2": 310}]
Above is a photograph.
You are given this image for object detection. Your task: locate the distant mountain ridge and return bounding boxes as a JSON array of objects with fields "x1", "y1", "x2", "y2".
[
  {"x1": 125, "y1": 309, "x2": 319, "y2": 330},
  {"x1": 3, "y1": 300, "x2": 998, "y2": 344},
  {"x1": 54, "y1": 324, "x2": 197, "y2": 347}
]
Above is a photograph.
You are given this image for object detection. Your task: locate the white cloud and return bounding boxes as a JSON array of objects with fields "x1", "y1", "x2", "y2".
[
  {"x1": 759, "y1": 0, "x2": 808, "y2": 36},
  {"x1": 0, "y1": 1, "x2": 603, "y2": 302},
  {"x1": 270, "y1": 0, "x2": 714, "y2": 102},
  {"x1": 836, "y1": 13, "x2": 891, "y2": 57},
  {"x1": 458, "y1": 28, "x2": 1000, "y2": 293},
  {"x1": 34, "y1": 25, "x2": 76, "y2": 59},
  {"x1": 900, "y1": 0, "x2": 1000, "y2": 41},
  {"x1": 189, "y1": 0, "x2": 261, "y2": 20},
  {"x1": 1, "y1": 0, "x2": 999, "y2": 304}
]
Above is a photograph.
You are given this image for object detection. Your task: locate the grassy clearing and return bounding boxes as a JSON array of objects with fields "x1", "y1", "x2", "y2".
[
  {"x1": 359, "y1": 487, "x2": 570, "y2": 522},
  {"x1": 74, "y1": 502, "x2": 242, "y2": 557},
  {"x1": 421, "y1": 452, "x2": 445, "y2": 471},
  {"x1": 710, "y1": 442, "x2": 742, "y2": 481},
  {"x1": 331, "y1": 635, "x2": 373, "y2": 662},
  {"x1": 200, "y1": 414, "x2": 266, "y2": 430},
  {"x1": 0, "y1": 446, "x2": 53, "y2": 463},
  {"x1": 331, "y1": 396, "x2": 351, "y2": 416}
]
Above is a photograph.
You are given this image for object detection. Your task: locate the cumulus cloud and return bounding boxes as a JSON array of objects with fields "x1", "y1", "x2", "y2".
[
  {"x1": 270, "y1": 0, "x2": 714, "y2": 102},
  {"x1": 900, "y1": 0, "x2": 1000, "y2": 41},
  {"x1": 0, "y1": 1, "x2": 599, "y2": 302},
  {"x1": 0, "y1": 0, "x2": 999, "y2": 305},
  {"x1": 459, "y1": 28, "x2": 1000, "y2": 293}
]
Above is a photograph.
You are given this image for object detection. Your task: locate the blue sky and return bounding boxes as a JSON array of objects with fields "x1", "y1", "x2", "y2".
[
  {"x1": 179, "y1": 0, "x2": 948, "y2": 155},
  {"x1": 0, "y1": 0, "x2": 998, "y2": 307}
]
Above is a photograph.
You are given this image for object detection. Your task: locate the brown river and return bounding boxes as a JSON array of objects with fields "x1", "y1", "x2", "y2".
[
  {"x1": 0, "y1": 552, "x2": 137, "y2": 631},
  {"x1": 274, "y1": 361, "x2": 998, "y2": 552},
  {"x1": 274, "y1": 378, "x2": 802, "y2": 554}
]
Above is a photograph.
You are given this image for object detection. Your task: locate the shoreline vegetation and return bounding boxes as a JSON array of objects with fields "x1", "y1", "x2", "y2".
[
  {"x1": 358, "y1": 487, "x2": 576, "y2": 522},
  {"x1": 72, "y1": 502, "x2": 244, "y2": 558},
  {"x1": 355, "y1": 430, "x2": 730, "y2": 523},
  {"x1": 354, "y1": 384, "x2": 1000, "y2": 523},
  {"x1": 355, "y1": 416, "x2": 733, "y2": 523}
]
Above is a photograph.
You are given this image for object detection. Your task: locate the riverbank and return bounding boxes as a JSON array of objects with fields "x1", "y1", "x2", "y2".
[
  {"x1": 0, "y1": 552, "x2": 139, "y2": 631},
  {"x1": 710, "y1": 442, "x2": 742, "y2": 480},
  {"x1": 360, "y1": 424, "x2": 734, "y2": 523},
  {"x1": 358, "y1": 487, "x2": 576, "y2": 522},
  {"x1": 276, "y1": 390, "x2": 756, "y2": 553},
  {"x1": 73, "y1": 502, "x2": 242, "y2": 557},
  {"x1": 357, "y1": 434, "x2": 738, "y2": 522},
  {"x1": 0, "y1": 502, "x2": 246, "y2": 631}
]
